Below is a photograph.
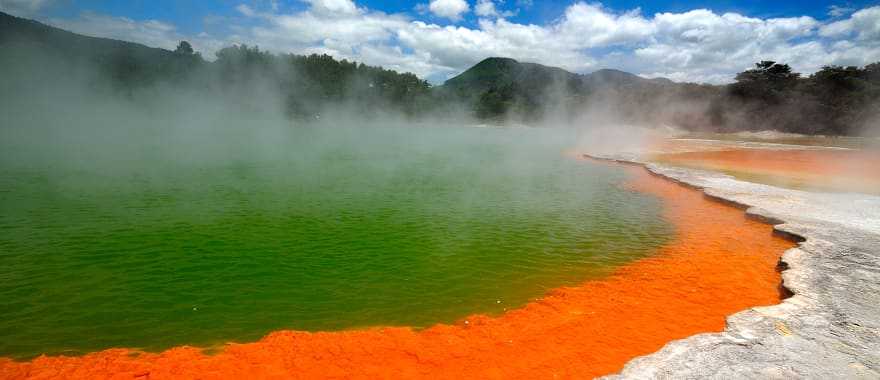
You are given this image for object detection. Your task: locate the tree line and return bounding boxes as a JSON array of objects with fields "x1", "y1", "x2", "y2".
[
  {"x1": 41, "y1": 35, "x2": 880, "y2": 135},
  {"x1": 709, "y1": 61, "x2": 880, "y2": 135},
  {"x1": 426, "y1": 55, "x2": 879, "y2": 136},
  {"x1": 97, "y1": 41, "x2": 432, "y2": 119},
  {"x1": 3, "y1": 6, "x2": 876, "y2": 135}
]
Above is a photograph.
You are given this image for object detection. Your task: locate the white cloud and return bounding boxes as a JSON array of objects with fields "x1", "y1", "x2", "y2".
[
  {"x1": 474, "y1": 0, "x2": 496, "y2": 17},
  {"x1": 49, "y1": 12, "x2": 181, "y2": 49},
  {"x1": 47, "y1": 12, "x2": 227, "y2": 59},
  {"x1": 253, "y1": 7, "x2": 408, "y2": 50},
  {"x1": 555, "y1": 3, "x2": 654, "y2": 48},
  {"x1": 235, "y1": 4, "x2": 256, "y2": 17},
  {"x1": 828, "y1": 5, "x2": 854, "y2": 18},
  {"x1": 820, "y1": 6, "x2": 880, "y2": 41},
  {"x1": 475, "y1": 0, "x2": 516, "y2": 19},
  {"x1": 633, "y1": 11, "x2": 826, "y2": 81},
  {"x1": 0, "y1": 0, "x2": 54, "y2": 16},
  {"x1": 33, "y1": 1, "x2": 880, "y2": 83},
  {"x1": 428, "y1": 0, "x2": 470, "y2": 21},
  {"x1": 305, "y1": 0, "x2": 359, "y2": 16}
]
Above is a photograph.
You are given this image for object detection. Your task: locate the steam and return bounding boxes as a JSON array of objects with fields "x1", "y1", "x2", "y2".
[
  {"x1": 0, "y1": 34, "x2": 644, "y2": 180},
  {"x1": 5, "y1": 27, "x2": 873, "y2": 192},
  {"x1": 0, "y1": 39, "x2": 606, "y2": 214}
]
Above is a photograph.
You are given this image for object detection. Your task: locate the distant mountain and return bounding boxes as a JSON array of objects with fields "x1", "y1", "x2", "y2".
[
  {"x1": 0, "y1": 11, "x2": 201, "y2": 86},
  {"x1": 0, "y1": 11, "x2": 430, "y2": 117},
  {"x1": 443, "y1": 57, "x2": 581, "y2": 94},
  {"x1": 584, "y1": 68, "x2": 673, "y2": 86},
  {"x1": 437, "y1": 57, "x2": 688, "y2": 120},
  {"x1": 1, "y1": 11, "x2": 688, "y2": 123},
  {"x1": 3, "y1": 11, "x2": 876, "y2": 134},
  {"x1": 1, "y1": 11, "x2": 173, "y2": 59},
  {"x1": 444, "y1": 58, "x2": 672, "y2": 91}
]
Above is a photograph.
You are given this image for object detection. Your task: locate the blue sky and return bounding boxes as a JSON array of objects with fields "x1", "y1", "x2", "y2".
[
  {"x1": 3, "y1": 0, "x2": 879, "y2": 83},
  {"x1": 30, "y1": 0, "x2": 878, "y2": 32}
]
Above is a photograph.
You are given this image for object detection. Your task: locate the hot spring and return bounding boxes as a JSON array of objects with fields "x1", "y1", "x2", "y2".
[{"x1": 0, "y1": 122, "x2": 672, "y2": 359}]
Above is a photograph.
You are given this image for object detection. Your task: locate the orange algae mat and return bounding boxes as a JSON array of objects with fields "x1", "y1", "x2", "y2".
[
  {"x1": 0, "y1": 163, "x2": 795, "y2": 380},
  {"x1": 651, "y1": 148, "x2": 880, "y2": 194}
]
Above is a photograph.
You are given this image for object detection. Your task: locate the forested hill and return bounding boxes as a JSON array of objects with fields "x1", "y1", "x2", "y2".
[
  {"x1": 436, "y1": 57, "x2": 697, "y2": 122},
  {"x1": 441, "y1": 57, "x2": 665, "y2": 94},
  {"x1": 1, "y1": 11, "x2": 204, "y2": 87},
  {"x1": 0, "y1": 11, "x2": 174, "y2": 59},
  {"x1": 2, "y1": 11, "x2": 878, "y2": 135},
  {"x1": 440, "y1": 57, "x2": 880, "y2": 135},
  {"x1": 0, "y1": 11, "x2": 431, "y2": 118},
  {"x1": 443, "y1": 57, "x2": 581, "y2": 95}
]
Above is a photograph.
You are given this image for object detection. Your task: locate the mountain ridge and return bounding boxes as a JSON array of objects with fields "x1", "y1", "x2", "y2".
[
  {"x1": 3, "y1": 11, "x2": 877, "y2": 135},
  {"x1": 442, "y1": 57, "x2": 675, "y2": 93},
  {"x1": 443, "y1": 57, "x2": 678, "y2": 86},
  {"x1": 0, "y1": 11, "x2": 184, "y2": 64},
  {"x1": 437, "y1": 56, "x2": 696, "y2": 121}
]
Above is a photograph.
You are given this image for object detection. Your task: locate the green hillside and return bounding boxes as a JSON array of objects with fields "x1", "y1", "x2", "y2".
[
  {"x1": 2, "y1": 11, "x2": 878, "y2": 134},
  {"x1": 0, "y1": 11, "x2": 430, "y2": 118}
]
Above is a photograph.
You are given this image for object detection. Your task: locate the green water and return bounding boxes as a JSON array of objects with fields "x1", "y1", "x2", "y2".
[{"x1": 0, "y1": 124, "x2": 671, "y2": 359}]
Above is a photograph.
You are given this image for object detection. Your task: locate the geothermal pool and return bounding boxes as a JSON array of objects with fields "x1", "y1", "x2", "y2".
[
  {"x1": 650, "y1": 145, "x2": 880, "y2": 194},
  {"x1": 0, "y1": 125, "x2": 673, "y2": 359}
]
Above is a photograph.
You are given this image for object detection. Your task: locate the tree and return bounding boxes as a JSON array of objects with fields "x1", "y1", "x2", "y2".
[
  {"x1": 865, "y1": 62, "x2": 880, "y2": 82},
  {"x1": 731, "y1": 61, "x2": 800, "y2": 100},
  {"x1": 174, "y1": 41, "x2": 194, "y2": 55}
]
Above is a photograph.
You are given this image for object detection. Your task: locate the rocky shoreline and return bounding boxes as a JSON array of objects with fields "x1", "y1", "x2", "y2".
[
  {"x1": 0, "y1": 155, "x2": 795, "y2": 379},
  {"x1": 589, "y1": 153, "x2": 880, "y2": 379}
]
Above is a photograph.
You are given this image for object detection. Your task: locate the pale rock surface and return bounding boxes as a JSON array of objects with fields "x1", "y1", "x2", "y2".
[{"x1": 589, "y1": 153, "x2": 880, "y2": 380}]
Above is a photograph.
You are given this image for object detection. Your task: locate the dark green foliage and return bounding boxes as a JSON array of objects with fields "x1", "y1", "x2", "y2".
[
  {"x1": 730, "y1": 61, "x2": 800, "y2": 101},
  {"x1": 711, "y1": 61, "x2": 880, "y2": 135},
  {"x1": 443, "y1": 56, "x2": 879, "y2": 135},
  {"x1": 0, "y1": 12, "x2": 205, "y2": 93},
  {"x1": 439, "y1": 57, "x2": 712, "y2": 125},
  {"x1": 806, "y1": 64, "x2": 880, "y2": 134},
  {"x1": 0, "y1": 11, "x2": 430, "y2": 119},
  {"x1": 2, "y1": 10, "x2": 876, "y2": 135},
  {"x1": 174, "y1": 41, "x2": 194, "y2": 55},
  {"x1": 206, "y1": 47, "x2": 431, "y2": 118},
  {"x1": 281, "y1": 53, "x2": 430, "y2": 117},
  {"x1": 440, "y1": 57, "x2": 584, "y2": 121}
]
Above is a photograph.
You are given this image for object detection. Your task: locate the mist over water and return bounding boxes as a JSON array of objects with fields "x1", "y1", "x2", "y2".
[
  {"x1": 0, "y1": 123, "x2": 672, "y2": 359},
  {"x1": 0, "y1": 38, "x2": 674, "y2": 359}
]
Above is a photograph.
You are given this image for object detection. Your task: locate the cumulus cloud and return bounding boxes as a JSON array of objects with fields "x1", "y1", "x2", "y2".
[
  {"x1": 820, "y1": 6, "x2": 880, "y2": 41},
  {"x1": 428, "y1": 0, "x2": 470, "y2": 21},
  {"x1": 0, "y1": 0, "x2": 54, "y2": 16},
  {"x1": 32, "y1": 1, "x2": 880, "y2": 83},
  {"x1": 828, "y1": 5, "x2": 854, "y2": 17},
  {"x1": 49, "y1": 12, "x2": 181, "y2": 49},
  {"x1": 235, "y1": 4, "x2": 257, "y2": 17},
  {"x1": 249, "y1": 6, "x2": 409, "y2": 56},
  {"x1": 631, "y1": 11, "x2": 825, "y2": 81},
  {"x1": 305, "y1": 0, "x2": 359, "y2": 16},
  {"x1": 47, "y1": 12, "x2": 227, "y2": 59},
  {"x1": 555, "y1": 3, "x2": 654, "y2": 48},
  {"x1": 474, "y1": 0, "x2": 496, "y2": 17},
  {"x1": 475, "y1": 0, "x2": 515, "y2": 18}
]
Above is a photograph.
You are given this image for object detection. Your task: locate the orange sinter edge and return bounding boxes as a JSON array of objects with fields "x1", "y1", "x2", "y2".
[
  {"x1": 650, "y1": 147, "x2": 880, "y2": 194},
  {"x1": 0, "y1": 161, "x2": 796, "y2": 380}
]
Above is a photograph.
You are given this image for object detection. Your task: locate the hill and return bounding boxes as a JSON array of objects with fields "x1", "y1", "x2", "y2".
[
  {"x1": 437, "y1": 57, "x2": 695, "y2": 122},
  {"x1": 1, "y1": 11, "x2": 203, "y2": 87},
  {"x1": 443, "y1": 57, "x2": 581, "y2": 94},
  {"x1": 0, "y1": 11, "x2": 430, "y2": 117},
  {"x1": 2, "y1": 11, "x2": 878, "y2": 134},
  {"x1": 440, "y1": 57, "x2": 880, "y2": 135}
]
